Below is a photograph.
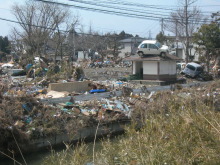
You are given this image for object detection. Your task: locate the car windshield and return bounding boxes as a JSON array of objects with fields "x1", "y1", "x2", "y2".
[
  {"x1": 186, "y1": 64, "x2": 196, "y2": 71},
  {"x1": 155, "y1": 42, "x2": 162, "y2": 48}
]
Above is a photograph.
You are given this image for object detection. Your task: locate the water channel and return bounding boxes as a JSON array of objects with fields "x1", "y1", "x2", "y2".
[{"x1": 2, "y1": 135, "x2": 119, "y2": 165}]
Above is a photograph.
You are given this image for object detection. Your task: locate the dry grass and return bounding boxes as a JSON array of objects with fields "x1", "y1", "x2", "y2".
[{"x1": 42, "y1": 143, "x2": 89, "y2": 165}]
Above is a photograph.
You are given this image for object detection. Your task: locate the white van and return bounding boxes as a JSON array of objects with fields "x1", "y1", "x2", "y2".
[
  {"x1": 182, "y1": 62, "x2": 203, "y2": 78},
  {"x1": 136, "y1": 40, "x2": 169, "y2": 57}
]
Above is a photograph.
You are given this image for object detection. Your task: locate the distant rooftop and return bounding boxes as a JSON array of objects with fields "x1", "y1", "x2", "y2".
[{"x1": 119, "y1": 37, "x2": 146, "y2": 43}]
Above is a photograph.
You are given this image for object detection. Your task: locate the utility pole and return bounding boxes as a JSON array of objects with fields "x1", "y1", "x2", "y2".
[
  {"x1": 148, "y1": 30, "x2": 152, "y2": 40},
  {"x1": 175, "y1": 20, "x2": 179, "y2": 57},
  {"x1": 185, "y1": 0, "x2": 189, "y2": 63},
  {"x1": 56, "y1": 20, "x2": 63, "y2": 62},
  {"x1": 58, "y1": 25, "x2": 63, "y2": 61},
  {"x1": 69, "y1": 24, "x2": 76, "y2": 62},
  {"x1": 161, "y1": 18, "x2": 164, "y2": 34}
]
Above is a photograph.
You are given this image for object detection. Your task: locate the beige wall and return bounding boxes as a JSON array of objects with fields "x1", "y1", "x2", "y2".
[
  {"x1": 143, "y1": 61, "x2": 157, "y2": 75},
  {"x1": 160, "y1": 61, "x2": 176, "y2": 75},
  {"x1": 48, "y1": 81, "x2": 91, "y2": 93}
]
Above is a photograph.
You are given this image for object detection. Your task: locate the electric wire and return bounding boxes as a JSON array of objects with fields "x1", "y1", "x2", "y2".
[
  {"x1": 69, "y1": 0, "x2": 218, "y2": 15},
  {"x1": 34, "y1": 0, "x2": 213, "y2": 23},
  {"x1": 67, "y1": 0, "x2": 213, "y2": 19},
  {"x1": 0, "y1": 0, "x2": 217, "y2": 37},
  {"x1": 0, "y1": 16, "x2": 137, "y2": 38},
  {"x1": 68, "y1": 0, "x2": 172, "y2": 17}
]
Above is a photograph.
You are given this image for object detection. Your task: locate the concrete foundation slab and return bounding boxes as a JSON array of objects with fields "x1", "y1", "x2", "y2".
[{"x1": 48, "y1": 81, "x2": 91, "y2": 93}]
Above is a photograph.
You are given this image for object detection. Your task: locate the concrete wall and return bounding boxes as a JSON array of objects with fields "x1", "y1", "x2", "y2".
[
  {"x1": 143, "y1": 61, "x2": 157, "y2": 75},
  {"x1": 160, "y1": 61, "x2": 176, "y2": 75},
  {"x1": 48, "y1": 81, "x2": 91, "y2": 93},
  {"x1": 19, "y1": 121, "x2": 130, "y2": 154},
  {"x1": 143, "y1": 74, "x2": 177, "y2": 81},
  {"x1": 160, "y1": 61, "x2": 169, "y2": 74}
]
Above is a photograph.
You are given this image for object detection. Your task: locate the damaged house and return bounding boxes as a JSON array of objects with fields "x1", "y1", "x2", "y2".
[{"x1": 125, "y1": 54, "x2": 181, "y2": 83}]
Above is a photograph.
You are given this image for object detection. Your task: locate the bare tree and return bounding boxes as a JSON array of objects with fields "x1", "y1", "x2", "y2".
[
  {"x1": 105, "y1": 33, "x2": 121, "y2": 60},
  {"x1": 11, "y1": 0, "x2": 75, "y2": 58},
  {"x1": 165, "y1": 0, "x2": 207, "y2": 63},
  {"x1": 91, "y1": 33, "x2": 108, "y2": 62}
]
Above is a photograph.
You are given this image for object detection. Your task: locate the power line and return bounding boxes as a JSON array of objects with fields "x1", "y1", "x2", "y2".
[
  {"x1": 68, "y1": 0, "x2": 172, "y2": 17},
  {"x1": 34, "y1": 0, "x2": 165, "y2": 21},
  {"x1": 0, "y1": 17, "x2": 61, "y2": 31},
  {"x1": 1, "y1": 0, "x2": 214, "y2": 38},
  {"x1": 71, "y1": 0, "x2": 217, "y2": 15},
  {"x1": 0, "y1": 7, "x2": 165, "y2": 35},
  {"x1": 0, "y1": 16, "x2": 137, "y2": 38},
  {"x1": 34, "y1": 0, "x2": 213, "y2": 23},
  {"x1": 81, "y1": 0, "x2": 179, "y2": 11},
  {"x1": 86, "y1": 0, "x2": 213, "y2": 21},
  {"x1": 0, "y1": 8, "x2": 154, "y2": 36},
  {"x1": 69, "y1": 0, "x2": 176, "y2": 13},
  {"x1": 68, "y1": 0, "x2": 213, "y2": 18}
]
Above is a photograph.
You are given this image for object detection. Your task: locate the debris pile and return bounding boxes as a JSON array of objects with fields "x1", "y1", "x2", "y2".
[{"x1": 0, "y1": 88, "x2": 132, "y2": 156}]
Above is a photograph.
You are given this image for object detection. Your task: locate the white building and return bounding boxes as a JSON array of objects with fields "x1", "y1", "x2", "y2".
[{"x1": 125, "y1": 54, "x2": 181, "y2": 82}]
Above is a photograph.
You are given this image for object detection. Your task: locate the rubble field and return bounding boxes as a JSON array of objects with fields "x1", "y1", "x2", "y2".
[
  {"x1": 1, "y1": 79, "x2": 220, "y2": 157},
  {"x1": 0, "y1": 59, "x2": 219, "y2": 159}
]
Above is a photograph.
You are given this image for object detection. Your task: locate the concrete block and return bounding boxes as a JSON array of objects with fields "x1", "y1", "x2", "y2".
[{"x1": 48, "y1": 81, "x2": 91, "y2": 93}]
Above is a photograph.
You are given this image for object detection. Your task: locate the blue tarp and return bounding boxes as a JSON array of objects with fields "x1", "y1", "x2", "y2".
[{"x1": 89, "y1": 89, "x2": 107, "y2": 93}]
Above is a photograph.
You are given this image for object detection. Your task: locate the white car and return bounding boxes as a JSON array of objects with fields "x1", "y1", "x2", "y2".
[
  {"x1": 136, "y1": 40, "x2": 169, "y2": 57},
  {"x1": 181, "y1": 62, "x2": 203, "y2": 78}
]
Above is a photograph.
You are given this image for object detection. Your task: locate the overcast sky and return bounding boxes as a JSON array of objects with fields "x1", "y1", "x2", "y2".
[{"x1": 0, "y1": 0, "x2": 219, "y2": 38}]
